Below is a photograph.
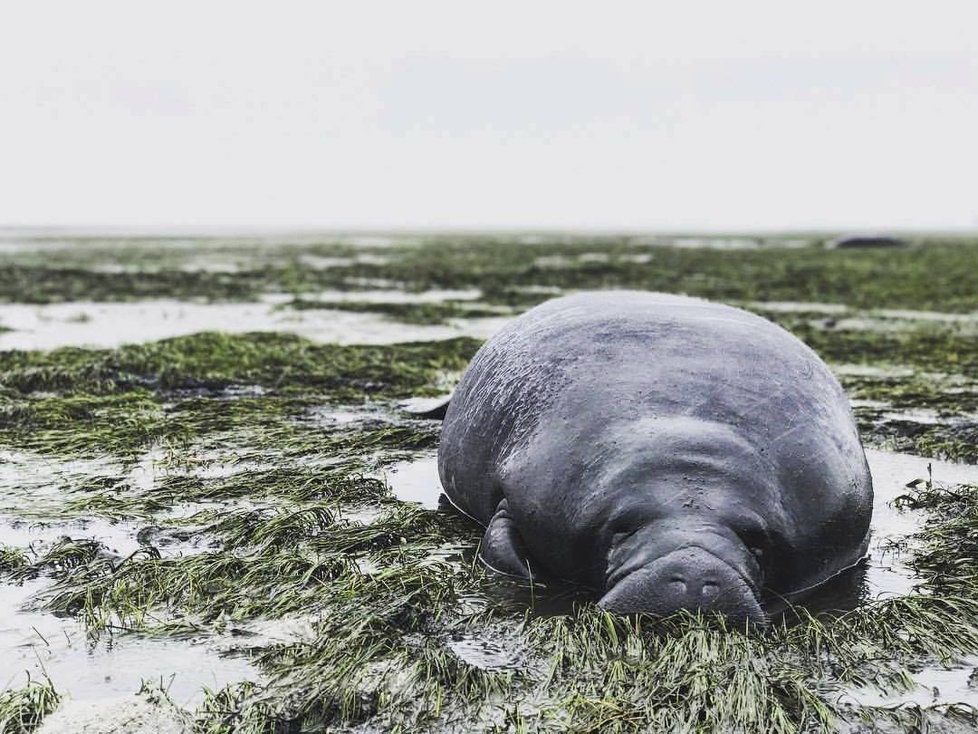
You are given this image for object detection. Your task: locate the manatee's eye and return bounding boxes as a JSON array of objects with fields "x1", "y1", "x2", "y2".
[
  {"x1": 734, "y1": 527, "x2": 769, "y2": 562},
  {"x1": 607, "y1": 513, "x2": 643, "y2": 544}
]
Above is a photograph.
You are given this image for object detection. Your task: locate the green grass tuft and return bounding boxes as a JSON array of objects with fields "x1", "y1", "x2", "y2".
[{"x1": 0, "y1": 678, "x2": 60, "y2": 734}]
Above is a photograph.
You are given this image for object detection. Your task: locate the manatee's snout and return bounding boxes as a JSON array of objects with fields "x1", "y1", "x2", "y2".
[{"x1": 598, "y1": 547, "x2": 766, "y2": 625}]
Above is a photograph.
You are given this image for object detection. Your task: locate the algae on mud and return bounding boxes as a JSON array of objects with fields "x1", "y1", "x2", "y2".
[
  {"x1": 282, "y1": 298, "x2": 512, "y2": 325},
  {"x1": 2, "y1": 232, "x2": 978, "y2": 732}
]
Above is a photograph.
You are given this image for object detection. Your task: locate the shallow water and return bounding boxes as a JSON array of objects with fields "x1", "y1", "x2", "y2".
[
  {"x1": 0, "y1": 446, "x2": 259, "y2": 704},
  {"x1": 0, "y1": 501, "x2": 252, "y2": 705},
  {"x1": 446, "y1": 632, "x2": 524, "y2": 671},
  {"x1": 748, "y1": 301, "x2": 850, "y2": 315},
  {"x1": 0, "y1": 513, "x2": 213, "y2": 562},
  {"x1": 36, "y1": 694, "x2": 195, "y2": 734},
  {"x1": 833, "y1": 364, "x2": 916, "y2": 379},
  {"x1": 0, "y1": 450, "x2": 129, "y2": 517},
  {"x1": 385, "y1": 452, "x2": 441, "y2": 509},
  {"x1": 875, "y1": 308, "x2": 978, "y2": 324},
  {"x1": 4, "y1": 288, "x2": 968, "y2": 353},
  {"x1": 843, "y1": 654, "x2": 978, "y2": 711},
  {"x1": 289, "y1": 288, "x2": 482, "y2": 303},
  {"x1": 860, "y1": 449, "x2": 978, "y2": 599},
  {"x1": 670, "y1": 236, "x2": 762, "y2": 249},
  {"x1": 0, "y1": 295, "x2": 507, "y2": 350},
  {"x1": 0, "y1": 579, "x2": 256, "y2": 707}
]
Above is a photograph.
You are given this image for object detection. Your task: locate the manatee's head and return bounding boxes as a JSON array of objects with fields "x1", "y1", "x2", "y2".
[{"x1": 598, "y1": 519, "x2": 769, "y2": 626}]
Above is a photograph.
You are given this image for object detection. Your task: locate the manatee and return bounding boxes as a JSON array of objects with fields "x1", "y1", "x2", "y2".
[
  {"x1": 826, "y1": 234, "x2": 906, "y2": 249},
  {"x1": 436, "y1": 292, "x2": 873, "y2": 624}
]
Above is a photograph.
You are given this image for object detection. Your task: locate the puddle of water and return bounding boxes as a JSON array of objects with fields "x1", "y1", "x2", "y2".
[
  {"x1": 533, "y1": 252, "x2": 654, "y2": 267},
  {"x1": 0, "y1": 301, "x2": 279, "y2": 350},
  {"x1": 0, "y1": 448, "x2": 260, "y2": 705},
  {"x1": 0, "y1": 579, "x2": 256, "y2": 706},
  {"x1": 297, "y1": 255, "x2": 357, "y2": 269},
  {"x1": 863, "y1": 450, "x2": 937, "y2": 598},
  {"x1": 0, "y1": 512, "x2": 218, "y2": 561},
  {"x1": 533, "y1": 255, "x2": 574, "y2": 268},
  {"x1": 879, "y1": 409, "x2": 972, "y2": 426},
  {"x1": 833, "y1": 364, "x2": 916, "y2": 379},
  {"x1": 214, "y1": 614, "x2": 320, "y2": 652},
  {"x1": 0, "y1": 450, "x2": 130, "y2": 518},
  {"x1": 179, "y1": 260, "x2": 244, "y2": 274},
  {"x1": 340, "y1": 506, "x2": 386, "y2": 525},
  {"x1": 126, "y1": 444, "x2": 169, "y2": 494},
  {"x1": 445, "y1": 316, "x2": 512, "y2": 339},
  {"x1": 670, "y1": 237, "x2": 761, "y2": 250},
  {"x1": 353, "y1": 254, "x2": 393, "y2": 266},
  {"x1": 874, "y1": 309, "x2": 978, "y2": 324},
  {"x1": 0, "y1": 443, "x2": 274, "y2": 563},
  {"x1": 340, "y1": 276, "x2": 404, "y2": 289},
  {"x1": 749, "y1": 301, "x2": 850, "y2": 315},
  {"x1": 338, "y1": 235, "x2": 410, "y2": 248},
  {"x1": 534, "y1": 253, "x2": 653, "y2": 266},
  {"x1": 868, "y1": 449, "x2": 978, "y2": 495},
  {"x1": 36, "y1": 694, "x2": 195, "y2": 734},
  {"x1": 749, "y1": 304, "x2": 978, "y2": 327},
  {"x1": 134, "y1": 441, "x2": 274, "y2": 479},
  {"x1": 446, "y1": 633, "x2": 521, "y2": 670},
  {"x1": 292, "y1": 288, "x2": 482, "y2": 304},
  {"x1": 384, "y1": 453, "x2": 441, "y2": 510},
  {"x1": 618, "y1": 253, "x2": 653, "y2": 264},
  {"x1": 842, "y1": 655, "x2": 978, "y2": 711},
  {"x1": 0, "y1": 444, "x2": 269, "y2": 521},
  {"x1": 0, "y1": 298, "x2": 511, "y2": 350},
  {"x1": 832, "y1": 317, "x2": 920, "y2": 333},
  {"x1": 304, "y1": 406, "x2": 378, "y2": 427}
]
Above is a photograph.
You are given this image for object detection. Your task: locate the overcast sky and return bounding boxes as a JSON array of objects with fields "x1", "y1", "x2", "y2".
[{"x1": 2, "y1": 1, "x2": 976, "y2": 231}]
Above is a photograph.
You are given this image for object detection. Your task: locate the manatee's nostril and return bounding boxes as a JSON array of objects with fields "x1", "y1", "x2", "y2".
[
  {"x1": 668, "y1": 579, "x2": 687, "y2": 594},
  {"x1": 701, "y1": 582, "x2": 720, "y2": 600}
]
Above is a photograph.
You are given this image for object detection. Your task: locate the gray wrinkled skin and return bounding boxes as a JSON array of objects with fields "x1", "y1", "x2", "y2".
[{"x1": 438, "y1": 292, "x2": 873, "y2": 624}]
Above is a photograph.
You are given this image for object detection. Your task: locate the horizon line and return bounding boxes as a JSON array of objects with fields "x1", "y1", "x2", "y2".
[{"x1": 2, "y1": 224, "x2": 977, "y2": 238}]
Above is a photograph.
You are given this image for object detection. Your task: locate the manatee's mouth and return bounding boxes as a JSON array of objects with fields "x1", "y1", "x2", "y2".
[{"x1": 598, "y1": 546, "x2": 767, "y2": 625}]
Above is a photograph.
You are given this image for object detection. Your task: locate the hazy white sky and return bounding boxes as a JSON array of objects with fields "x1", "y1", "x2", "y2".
[{"x1": 2, "y1": 1, "x2": 976, "y2": 230}]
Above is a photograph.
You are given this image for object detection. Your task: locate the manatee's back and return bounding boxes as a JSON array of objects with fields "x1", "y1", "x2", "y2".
[{"x1": 439, "y1": 292, "x2": 764, "y2": 522}]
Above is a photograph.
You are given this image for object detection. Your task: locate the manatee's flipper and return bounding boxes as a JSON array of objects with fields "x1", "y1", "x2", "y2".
[
  {"x1": 480, "y1": 499, "x2": 532, "y2": 578},
  {"x1": 399, "y1": 395, "x2": 452, "y2": 420}
]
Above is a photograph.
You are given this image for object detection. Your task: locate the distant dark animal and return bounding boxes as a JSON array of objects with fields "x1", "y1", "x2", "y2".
[
  {"x1": 434, "y1": 292, "x2": 873, "y2": 624},
  {"x1": 826, "y1": 234, "x2": 907, "y2": 249}
]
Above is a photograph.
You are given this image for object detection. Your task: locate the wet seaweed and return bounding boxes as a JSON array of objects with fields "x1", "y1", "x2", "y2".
[
  {"x1": 0, "y1": 333, "x2": 473, "y2": 459},
  {"x1": 2, "y1": 234, "x2": 977, "y2": 312},
  {"x1": 282, "y1": 298, "x2": 512, "y2": 325},
  {"x1": 0, "y1": 677, "x2": 60, "y2": 734}
]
